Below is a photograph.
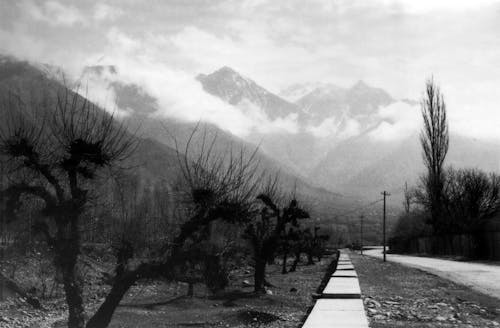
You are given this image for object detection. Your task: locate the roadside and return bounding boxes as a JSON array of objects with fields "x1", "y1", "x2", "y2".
[
  {"x1": 351, "y1": 252, "x2": 500, "y2": 328},
  {"x1": 363, "y1": 248, "x2": 500, "y2": 300}
]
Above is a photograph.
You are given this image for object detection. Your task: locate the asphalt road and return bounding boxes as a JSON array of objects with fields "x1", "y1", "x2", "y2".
[{"x1": 363, "y1": 248, "x2": 500, "y2": 300}]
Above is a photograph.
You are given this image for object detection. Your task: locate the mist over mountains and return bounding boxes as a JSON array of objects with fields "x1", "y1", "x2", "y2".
[
  {"x1": 79, "y1": 61, "x2": 500, "y2": 202},
  {"x1": 195, "y1": 66, "x2": 500, "y2": 201},
  {"x1": 3, "y1": 54, "x2": 499, "y2": 207}
]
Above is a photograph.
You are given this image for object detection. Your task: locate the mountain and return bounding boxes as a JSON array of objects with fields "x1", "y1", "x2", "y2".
[
  {"x1": 0, "y1": 55, "x2": 183, "y2": 185},
  {"x1": 279, "y1": 82, "x2": 328, "y2": 102},
  {"x1": 0, "y1": 57, "x2": 352, "y2": 217},
  {"x1": 311, "y1": 132, "x2": 500, "y2": 204},
  {"x1": 294, "y1": 81, "x2": 394, "y2": 124},
  {"x1": 196, "y1": 67, "x2": 406, "y2": 176},
  {"x1": 0, "y1": 56, "x2": 411, "y2": 244},
  {"x1": 77, "y1": 62, "x2": 355, "y2": 222},
  {"x1": 196, "y1": 66, "x2": 500, "y2": 205},
  {"x1": 197, "y1": 66, "x2": 300, "y2": 120}
]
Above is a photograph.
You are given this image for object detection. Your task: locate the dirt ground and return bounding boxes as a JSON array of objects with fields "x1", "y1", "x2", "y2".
[
  {"x1": 351, "y1": 252, "x2": 500, "y2": 328},
  {"x1": 0, "y1": 255, "x2": 331, "y2": 328}
]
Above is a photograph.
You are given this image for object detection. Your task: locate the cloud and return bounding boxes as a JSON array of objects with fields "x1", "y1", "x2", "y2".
[
  {"x1": 1, "y1": 0, "x2": 500, "y2": 141},
  {"x1": 74, "y1": 29, "x2": 274, "y2": 137},
  {"x1": 21, "y1": 0, "x2": 85, "y2": 27},
  {"x1": 93, "y1": 3, "x2": 123, "y2": 22},
  {"x1": 368, "y1": 101, "x2": 421, "y2": 141},
  {"x1": 377, "y1": 0, "x2": 500, "y2": 14},
  {"x1": 237, "y1": 99, "x2": 300, "y2": 134},
  {"x1": 306, "y1": 115, "x2": 361, "y2": 139}
]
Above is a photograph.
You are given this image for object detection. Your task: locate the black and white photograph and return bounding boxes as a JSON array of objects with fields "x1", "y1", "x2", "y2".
[{"x1": 0, "y1": 1, "x2": 499, "y2": 327}]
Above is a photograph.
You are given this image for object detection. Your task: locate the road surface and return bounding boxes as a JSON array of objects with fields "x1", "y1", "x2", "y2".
[{"x1": 363, "y1": 248, "x2": 500, "y2": 300}]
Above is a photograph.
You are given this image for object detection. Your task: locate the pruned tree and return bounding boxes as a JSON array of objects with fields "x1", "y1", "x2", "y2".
[
  {"x1": 86, "y1": 125, "x2": 261, "y2": 328},
  {"x1": 419, "y1": 77, "x2": 449, "y2": 233},
  {"x1": 243, "y1": 176, "x2": 310, "y2": 293},
  {"x1": 0, "y1": 87, "x2": 136, "y2": 328},
  {"x1": 0, "y1": 75, "x2": 271, "y2": 328},
  {"x1": 277, "y1": 225, "x2": 300, "y2": 274},
  {"x1": 288, "y1": 228, "x2": 305, "y2": 272}
]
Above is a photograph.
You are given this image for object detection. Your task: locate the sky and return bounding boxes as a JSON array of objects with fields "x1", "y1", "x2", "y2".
[{"x1": 1, "y1": 0, "x2": 500, "y2": 140}]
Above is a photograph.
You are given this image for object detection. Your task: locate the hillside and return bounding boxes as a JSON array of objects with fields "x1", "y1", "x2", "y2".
[
  {"x1": 0, "y1": 55, "x2": 183, "y2": 186},
  {"x1": 0, "y1": 56, "x2": 359, "y2": 236}
]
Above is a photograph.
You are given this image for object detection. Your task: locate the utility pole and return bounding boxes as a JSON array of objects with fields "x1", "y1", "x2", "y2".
[
  {"x1": 359, "y1": 214, "x2": 364, "y2": 255},
  {"x1": 0, "y1": 161, "x2": 4, "y2": 300},
  {"x1": 381, "y1": 191, "x2": 390, "y2": 262}
]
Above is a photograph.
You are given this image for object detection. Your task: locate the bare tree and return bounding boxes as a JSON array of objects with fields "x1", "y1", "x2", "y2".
[
  {"x1": 443, "y1": 167, "x2": 500, "y2": 232},
  {"x1": 403, "y1": 182, "x2": 414, "y2": 214},
  {"x1": 419, "y1": 77, "x2": 449, "y2": 233},
  {"x1": 0, "y1": 86, "x2": 135, "y2": 328},
  {"x1": 243, "y1": 175, "x2": 310, "y2": 293},
  {"x1": 86, "y1": 125, "x2": 263, "y2": 327}
]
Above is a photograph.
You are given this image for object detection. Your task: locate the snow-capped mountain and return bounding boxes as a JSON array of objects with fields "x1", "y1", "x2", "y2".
[
  {"x1": 279, "y1": 82, "x2": 330, "y2": 102},
  {"x1": 196, "y1": 66, "x2": 500, "y2": 201},
  {"x1": 294, "y1": 81, "x2": 393, "y2": 121},
  {"x1": 69, "y1": 63, "x2": 500, "y2": 201},
  {"x1": 197, "y1": 66, "x2": 300, "y2": 120}
]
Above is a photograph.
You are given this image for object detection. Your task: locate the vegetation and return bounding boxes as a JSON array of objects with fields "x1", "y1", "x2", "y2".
[
  {"x1": 0, "y1": 87, "x2": 136, "y2": 328},
  {"x1": 419, "y1": 77, "x2": 449, "y2": 234},
  {"x1": 391, "y1": 78, "x2": 500, "y2": 258},
  {"x1": 242, "y1": 177, "x2": 310, "y2": 293},
  {"x1": 0, "y1": 84, "x2": 332, "y2": 327},
  {"x1": 441, "y1": 167, "x2": 500, "y2": 233}
]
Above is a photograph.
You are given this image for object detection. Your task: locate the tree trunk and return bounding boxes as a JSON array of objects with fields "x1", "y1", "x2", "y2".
[
  {"x1": 86, "y1": 274, "x2": 136, "y2": 328},
  {"x1": 281, "y1": 252, "x2": 288, "y2": 274},
  {"x1": 85, "y1": 260, "x2": 173, "y2": 328},
  {"x1": 61, "y1": 259, "x2": 85, "y2": 328},
  {"x1": 307, "y1": 252, "x2": 314, "y2": 265},
  {"x1": 254, "y1": 258, "x2": 266, "y2": 293},
  {"x1": 187, "y1": 283, "x2": 194, "y2": 297},
  {"x1": 290, "y1": 252, "x2": 300, "y2": 272}
]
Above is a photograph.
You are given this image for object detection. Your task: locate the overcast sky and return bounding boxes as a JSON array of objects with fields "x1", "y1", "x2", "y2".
[{"x1": 1, "y1": 0, "x2": 500, "y2": 140}]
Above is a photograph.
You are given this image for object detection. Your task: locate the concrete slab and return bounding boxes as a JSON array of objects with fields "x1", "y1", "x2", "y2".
[
  {"x1": 322, "y1": 277, "x2": 361, "y2": 297},
  {"x1": 337, "y1": 262, "x2": 352, "y2": 266},
  {"x1": 337, "y1": 260, "x2": 352, "y2": 264},
  {"x1": 336, "y1": 264, "x2": 355, "y2": 270},
  {"x1": 302, "y1": 299, "x2": 369, "y2": 327},
  {"x1": 332, "y1": 270, "x2": 358, "y2": 277},
  {"x1": 313, "y1": 298, "x2": 365, "y2": 311}
]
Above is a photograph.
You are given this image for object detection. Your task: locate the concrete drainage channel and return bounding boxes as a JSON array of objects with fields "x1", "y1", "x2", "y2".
[{"x1": 302, "y1": 251, "x2": 369, "y2": 328}]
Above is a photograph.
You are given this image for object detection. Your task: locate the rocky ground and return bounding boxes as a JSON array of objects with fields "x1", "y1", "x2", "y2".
[
  {"x1": 0, "y1": 252, "x2": 331, "y2": 328},
  {"x1": 352, "y1": 252, "x2": 500, "y2": 328}
]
